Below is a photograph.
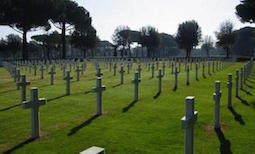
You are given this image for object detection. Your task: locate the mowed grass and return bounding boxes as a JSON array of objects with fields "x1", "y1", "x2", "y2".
[{"x1": 0, "y1": 61, "x2": 255, "y2": 154}]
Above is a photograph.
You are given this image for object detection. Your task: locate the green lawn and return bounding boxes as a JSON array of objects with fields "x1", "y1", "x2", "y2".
[{"x1": 0, "y1": 61, "x2": 254, "y2": 154}]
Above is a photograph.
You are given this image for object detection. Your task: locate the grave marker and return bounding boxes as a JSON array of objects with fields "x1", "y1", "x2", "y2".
[
  {"x1": 181, "y1": 96, "x2": 198, "y2": 154},
  {"x1": 63, "y1": 71, "x2": 73, "y2": 95},
  {"x1": 240, "y1": 68, "x2": 244, "y2": 90},
  {"x1": 39, "y1": 65, "x2": 45, "y2": 79},
  {"x1": 92, "y1": 77, "x2": 106, "y2": 115},
  {"x1": 235, "y1": 70, "x2": 239, "y2": 97},
  {"x1": 157, "y1": 69, "x2": 163, "y2": 93},
  {"x1": 186, "y1": 65, "x2": 190, "y2": 86},
  {"x1": 48, "y1": 66, "x2": 56, "y2": 85},
  {"x1": 151, "y1": 64, "x2": 155, "y2": 78},
  {"x1": 75, "y1": 66, "x2": 81, "y2": 81},
  {"x1": 113, "y1": 63, "x2": 117, "y2": 76},
  {"x1": 22, "y1": 87, "x2": 46, "y2": 139},
  {"x1": 195, "y1": 63, "x2": 198, "y2": 81},
  {"x1": 17, "y1": 75, "x2": 30, "y2": 102},
  {"x1": 132, "y1": 72, "x2": 141, "y2": 101},
  {"x1": 213, "y1": 81, "x2": 222, "y2": 129},
  {"x1": 227, "y1": 74, "x2": 232, "y2": 108},
  {"x1": 174, "y1": 67, "x2": 178, "y2": 90},
  {"x1": 119, "y1": 65, "x2": 125, "y2": 84}
]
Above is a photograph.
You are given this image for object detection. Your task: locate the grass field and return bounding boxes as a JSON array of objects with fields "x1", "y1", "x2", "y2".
[{"x1": 0, "y1": 61, "x2": 255, "y2": 154}]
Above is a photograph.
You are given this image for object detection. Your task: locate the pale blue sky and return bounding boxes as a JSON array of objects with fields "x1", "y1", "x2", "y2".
[{"x1": 0, "y1": 0, "x2": 253, "y2": 42}]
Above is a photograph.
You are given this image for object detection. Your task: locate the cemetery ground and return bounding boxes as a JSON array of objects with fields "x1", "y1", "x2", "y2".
[{"x1": 0, "y1": 62, "x2": 255, "y2": 153}]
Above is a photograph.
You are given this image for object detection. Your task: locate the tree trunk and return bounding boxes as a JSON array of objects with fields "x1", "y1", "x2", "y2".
[
  {"x1": 128, "y1": 44, "x2": 131, "y2": 57},
  {"x1": 83, "y1": 49, "x2": 87, "y2": 58},
  {"x1": 141, "y1": 46, "x2": 144, "y2": 58},
  {"x1": 206, "y1": 49, "x2": 210, "y2": 58},
  {"x1": 186, "y1": 48, "x2": 191, "y2": 59},
  {"x1": 121, "y1": 48, "x2": 124, "y2": 57},
  {"x1": 147, "y1": 49, "x2": 151, "y2": 58},
  {"x1": 113, "y1": 47, "x2": 117, "y2": 57},
  {"x1": 62, "y1": 21, "x2": 66, "y2": 59},
  {"x1": 22, "y1": 29, "x2": 28, "y2": 60},
  {"x1": 226, "y1": 47, "x2": 230, "y2": 58}
]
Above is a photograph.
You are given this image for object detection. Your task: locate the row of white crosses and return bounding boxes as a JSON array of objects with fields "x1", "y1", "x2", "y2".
[
  {"x1": 1, "y1": 60, "x2": 252, "y2": 149},
  {"x1": 181, "y1": 59, "x2": 253, "y2": 154}
]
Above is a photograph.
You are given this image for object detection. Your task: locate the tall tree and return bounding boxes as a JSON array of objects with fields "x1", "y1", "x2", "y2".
[
  {"x1": 201, "y1": 35, "x2": 214, "y2": 57},
  {"x1": 6, "y1": 34, "x2": 22, "y2": 59},
  {"x1": 32, "y1": 31, "x2": 62, "y2": 59},
  {"x1": 236, "y1": 0, "x2": 255, "y2": 23},
  {"x1": 0, "y1": 0, "x2": 53, "y2": 60},
  {"x1": 139, "y1": 26, "x2": 160, "y2": 58},
  {"x1": 138, "y1": 27, "x2": 147, "y2": 57},
  {"x1": 71, "y1": 26, "x2": 99, "y2": 58},
  {"x1": 51, "y1": 0, "x2": 91, "y2": 59},
  {"x1": 176, "y1": 20, "x2": 202, "y2": 59},
  {"x1": 215, "y1": 21, "x2": 235, "y2": 58},
  {"x1": 112, "y1": 26, "x2": 131, "y2": 57}
]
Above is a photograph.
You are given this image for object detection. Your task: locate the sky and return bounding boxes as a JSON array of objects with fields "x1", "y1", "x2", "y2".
[{"x1": 0, "y1": 0, "x2": 253, "y2": 42}]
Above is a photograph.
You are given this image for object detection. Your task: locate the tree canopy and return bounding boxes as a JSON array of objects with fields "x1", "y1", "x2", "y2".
[
  {"x1": 176, "y1": 20, "x2": 202, "y2": 58},
  {"x1": 139, "y1": 26, "x2": 160, "y2": 58},
  {"x1": 51, "y1": 0, "x2": 91, "y2": 59},
  {"x1": 0, "y1": 0, "x2": 92, "y2": 60},
  {"x1": 236, "y1": 0, "x2": 255, "y2": 23},
  {"x1": 0, "y1": 0, "x2": 54, "y2": 60},
  {"x1": 215, "y1": 21, "x2": 235, "y2": 58},
  {"x1": 112, "y1": 25, "x2": 132, "y2": 57},
  {"x1": 71, "y1": 26, "x2": 99, "y2": 58}
]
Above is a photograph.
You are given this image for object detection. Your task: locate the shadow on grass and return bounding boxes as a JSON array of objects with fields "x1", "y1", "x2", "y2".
[
  {"x1": 215, "y1": 128, "x2": 232, "y2": 154},
  {"x1": 251, "y1": 101, "x2": 255, "y2": 108},
  {"x1": 244, "y1": 83, "x2": 254, "y2": 89},
  {"x1": 241, "y1": 89, "x2": 253, "y2": 96},
  {"x1": 228, "y1": 107, "x2": 245, "y2": 125},
  {"x1": 84, "y1": 90, "x2": 92, "y2": 95},
  {"x1": 68, "y1": 114, "x2": 100, "y2": 136},
  {"x1": 0, "y1": 104, "x2": 21, "y2": 112},
  {"x1": 153, "y1": 92, "x2": 161, "y2": 99},
  {"x1": 48, "y1": 94, "x2": 66, "y2": 102},
  {"x1": 0, "y1": 89, "x2": 17, "y2": 94},
  {"x1": 247, "y1": 79, "x2": 255, "y2": 84},
  {"x1": 173, "y1": 86, "x2": 177, "y2": 92},
  {"x1": 237, "y1": 96, "x2": 250, "y2": 106},
  {"x1": 38, "y1": 84, "x2": 55, "y2": 88},
  {"x1": 3, "y1": 137, "x2": 36, "y2": 154},
  {"x1": 122, "y1": 100, "x2": 137, "y2": 113},
  {"x1": 112, "y1": 83, "x2": 122, "y2": 88}
]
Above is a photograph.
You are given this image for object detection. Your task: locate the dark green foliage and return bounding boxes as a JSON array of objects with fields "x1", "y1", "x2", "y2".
[
  {"x1": 71, "y1": 26, "x2": 99, "y2": 58},
  {"x1": 0, "y1": 0, "x2": 92, "y2": 60},
  {"x1": 139, "y1": 26, "x2": 160, "y2": 58},
  {"x1": 6, "y1": 34, "x2": 22, "y2": 59},
  {"x1": 0, "y1": 34, "x2": 22, "y2": 59},
  {"x1": 176, "y1": 20, "x2": 202, "y2": 59},
  {"x1": 51, "y1": 0, "x2": 91, "y2": 59},
  {"x1": 112, "y1": 26, "x2": 132, "y2": 57},
  {"x1": 236, "y1": 0, "x2": 255, "y2": 23},
  {"x1": 215, "y1": 21, "x2": 235, "y2": 58},
  {"x1": 0, "y1": 0, "x2": 54, "y2": 60},
  {"x1": 32, "y1": 31, "x2": 62, "y2": 59},
  {"x1": 232, "y1": 27, "x2": 255, "y2": 57}
]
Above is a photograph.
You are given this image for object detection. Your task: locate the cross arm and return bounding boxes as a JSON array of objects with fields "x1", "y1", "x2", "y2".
[
  {"x1": 22, "y1": 101, "x2": 32, "y2": 109},
  {"x1": 181, "y1": 111, "x2": 198, "y2": 129},
  {"x1": 213, "y1": 91, "x2": 222, "y2": 101},
  {"x1": 39, "y1": 98, "x2": 47, "y2": 106}
]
